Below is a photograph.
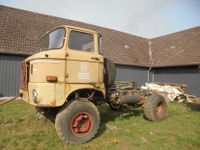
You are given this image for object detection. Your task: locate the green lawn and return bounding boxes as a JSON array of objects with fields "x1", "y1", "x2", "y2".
[{"x1": 0, "y1": 100, "x2": 200, "y2": 150}]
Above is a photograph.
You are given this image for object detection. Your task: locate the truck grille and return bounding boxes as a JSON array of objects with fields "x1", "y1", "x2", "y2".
[{"x1": 20, "y1": 62, "x2": 28, "y2": 90}]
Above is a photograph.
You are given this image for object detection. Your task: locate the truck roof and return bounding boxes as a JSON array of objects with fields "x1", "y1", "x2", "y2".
[{"x1": 45, "y1": 25, "x2": 99, "y2": 35}]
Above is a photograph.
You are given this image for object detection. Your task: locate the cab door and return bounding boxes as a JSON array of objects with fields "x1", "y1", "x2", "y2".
[
  {"x1": 28, "y1": 27, "x2": 67, "y2": 106},
  {"x1": 66, "y1": 30, "x2": 103, "y2": 84}
]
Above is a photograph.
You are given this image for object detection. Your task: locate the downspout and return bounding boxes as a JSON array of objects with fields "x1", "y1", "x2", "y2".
[
  {"x1": 148, "y1": 40, "x2": 153, "y2": 83},
  {"x1": 148, "y1": 67, "x2": 152, "y2": 83}
]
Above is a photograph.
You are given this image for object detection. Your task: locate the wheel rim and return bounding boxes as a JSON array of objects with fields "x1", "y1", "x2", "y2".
[
  {"x1": 156, "y1": 102, "x2": 165, "y2": 117},
  {"x1": 70, "y1": 112, "x2": 93, "y2": 137}
]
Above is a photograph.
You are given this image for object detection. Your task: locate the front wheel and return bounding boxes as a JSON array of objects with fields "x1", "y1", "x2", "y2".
[
  {"x1": 55, "y1": 99, "x2": 100, "y2": 144},
  {"x1": 144, "y1": 94, "x2": 167, "y2": 121}
]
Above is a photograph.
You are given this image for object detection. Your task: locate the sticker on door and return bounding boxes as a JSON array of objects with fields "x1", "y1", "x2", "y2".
[{"x1": 78, "y1": 62, "x2": 89, "y2": 80}]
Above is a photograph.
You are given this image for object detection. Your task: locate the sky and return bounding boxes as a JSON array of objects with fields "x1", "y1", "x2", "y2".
[{"x1": 0, "y1": 0, "x2": 200, "y2": 38}]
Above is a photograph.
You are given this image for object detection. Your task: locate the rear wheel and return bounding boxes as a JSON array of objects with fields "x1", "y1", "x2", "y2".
[
  {"x1": 55, "y1": 99, "x2": 100, "y2": 144},
  {"x1": 144, "y1": 94, "x2": 167, "y2": 121}
]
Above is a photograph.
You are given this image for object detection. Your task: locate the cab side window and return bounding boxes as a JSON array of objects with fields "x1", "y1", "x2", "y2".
[{"x1": 68, "y1": 31, "x2": 94, "y2": 52}]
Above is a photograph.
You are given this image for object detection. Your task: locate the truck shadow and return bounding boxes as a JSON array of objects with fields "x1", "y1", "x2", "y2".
[
  {"x1": 96, "y1": 104, "x2": 143, "y2": 138},
  {"x1": 41, "y1": 103, "x2": 144, "y2": 140},
  {"x1": 185, "y1": 102, "x2": 200, "y2": 112}
]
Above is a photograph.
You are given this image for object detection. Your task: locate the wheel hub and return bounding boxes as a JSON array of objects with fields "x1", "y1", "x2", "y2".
[
  {"x1": 71, "y1": 112, "x2": 93, "y2": 137},
  {"x1": 156, "y1": 102, "x2": 164, "y2": 117}
]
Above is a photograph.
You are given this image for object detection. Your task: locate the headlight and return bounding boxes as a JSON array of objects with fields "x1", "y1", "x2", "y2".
[{"x1": 32, "y1": 89, "x2": 38, "y2": 103}]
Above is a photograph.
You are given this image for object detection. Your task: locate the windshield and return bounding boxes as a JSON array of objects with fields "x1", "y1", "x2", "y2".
[{"x1": 40, "y1": 28, "x2": 65, "y2": 50}]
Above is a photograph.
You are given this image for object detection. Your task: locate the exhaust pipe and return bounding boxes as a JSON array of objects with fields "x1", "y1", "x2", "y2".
[{"x1": 120, "y1": 95, "x2": 140, "y2": 105}]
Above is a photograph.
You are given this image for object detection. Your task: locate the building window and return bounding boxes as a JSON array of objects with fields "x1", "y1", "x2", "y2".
[{"x1": 124, "y1": 45, "x2": 130, "y2": 49}]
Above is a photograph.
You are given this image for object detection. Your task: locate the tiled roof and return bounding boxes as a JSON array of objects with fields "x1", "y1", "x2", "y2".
[
  {"x1": 151, "y1": 26, "x2": 200, "y2": 67},
  {"x1": 0, "y1": 5, "x2": 200, "y2": 67},
  {"x1": 0, "y1": 5, "x2": 149, "y2": 67}
]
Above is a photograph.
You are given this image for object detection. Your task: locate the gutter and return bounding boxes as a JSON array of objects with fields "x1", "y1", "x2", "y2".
[
  {"x1": 148, "y1": 67, "x2": 152, "y2": 83},
  {"x1": 148, "y1": 40, "x2": 153, "y2": 83}
]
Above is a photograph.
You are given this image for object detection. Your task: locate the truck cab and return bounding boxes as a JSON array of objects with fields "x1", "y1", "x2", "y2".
[{"x1": 20, "y1": 25, "x2": 105, "y2": 107}]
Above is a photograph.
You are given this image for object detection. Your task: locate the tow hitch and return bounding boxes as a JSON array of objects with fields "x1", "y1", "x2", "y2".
[{"x1": 0, "y1": 93, "x2": 22, "y2": 106}]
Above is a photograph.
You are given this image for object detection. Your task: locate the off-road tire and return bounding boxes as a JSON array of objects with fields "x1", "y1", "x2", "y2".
[
  {"x1": 104, "y1": 58, "x2": 116, "y2": 88},
  {"x1": 144, "y1": 94, "x2": 167, "y2": 121},
  {"x1": 55, "y1": 99, "x2": 100, "y2": 144}
]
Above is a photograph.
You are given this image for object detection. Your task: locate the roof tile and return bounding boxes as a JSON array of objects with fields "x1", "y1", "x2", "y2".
[{"x1": 0, "y1": 5, "x2": 200, "y2": 67}]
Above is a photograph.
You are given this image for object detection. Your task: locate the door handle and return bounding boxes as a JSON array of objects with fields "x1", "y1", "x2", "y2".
[{"x1": 91, "y1": 57, "x2": 99, "y2": 61}]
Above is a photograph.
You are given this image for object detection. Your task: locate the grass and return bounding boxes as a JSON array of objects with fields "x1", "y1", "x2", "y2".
[{"x1": 0, "y1": 100, "x2": 200, "y2": 150}]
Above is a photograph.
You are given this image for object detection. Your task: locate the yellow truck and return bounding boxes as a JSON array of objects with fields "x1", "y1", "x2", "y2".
[{"x1": 19, "y1": 25, "x2": 167, "y2": 144}]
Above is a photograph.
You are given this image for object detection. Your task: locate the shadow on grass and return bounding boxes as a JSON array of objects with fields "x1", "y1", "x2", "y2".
[
  {"x1": 96, "y1": 104, "x2": 143, "y2": 138},
  {"x1": 40, "y1": 103, "x2": 144, "y2": 141},
  {"x1": 185, "y1": 102, "x2": 200, "y2": 112},
  {"x1": 36, "y1": 107, "x2": 60, "y2": 123}
]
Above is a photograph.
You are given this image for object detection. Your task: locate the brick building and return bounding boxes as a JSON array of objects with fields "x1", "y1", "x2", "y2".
[{"x1": 0, "y1": 5, "x2": 199, "y2": 97}]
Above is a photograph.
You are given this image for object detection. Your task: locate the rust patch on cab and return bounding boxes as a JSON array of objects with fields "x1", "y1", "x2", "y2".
[{"x1": 50, "y1": 100, "x2": 57, "y2": 106}]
